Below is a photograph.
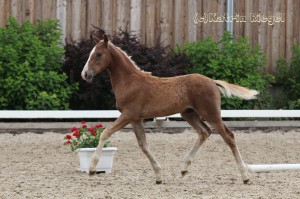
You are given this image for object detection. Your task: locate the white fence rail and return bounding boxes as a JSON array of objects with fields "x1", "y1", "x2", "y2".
[
  {"x1": 0, "y1": 110, "x2": 299, "y2": 119},
  {"x1": 247, "y1": 164, "x2": 300, "y2": 173},
  {"x1": 0, "y1": 110, "x2": 299, "y2": 129},
  {"x1": 1, "y1": 110, "x2": 298, "y2": 173}
]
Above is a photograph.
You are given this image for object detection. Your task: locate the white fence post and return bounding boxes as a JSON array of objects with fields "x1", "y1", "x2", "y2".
[{"x1": 56, "y1": 0, "x2": 67, "y2": 44}]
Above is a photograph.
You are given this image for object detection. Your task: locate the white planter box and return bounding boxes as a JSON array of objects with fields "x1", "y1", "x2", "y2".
[{"x1": 76, "y1": 147, "x2": 117, "y2": 173}]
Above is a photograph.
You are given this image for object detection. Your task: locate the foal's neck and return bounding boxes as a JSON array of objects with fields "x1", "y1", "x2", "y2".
[
  {"x1": 109, "y1": 45, "x2": 139, "y2": 74},
  {"x1": 107, "y1": 43, "x2": 143, "y2": 91}
]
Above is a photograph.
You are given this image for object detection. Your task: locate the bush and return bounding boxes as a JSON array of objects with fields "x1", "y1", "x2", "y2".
[
  {"x1": 111, "y1": 29, "x2": 190, "y2": 77},
  {"x1": 177, "y1": 31, "x2": 273, "y2": 109},
  {"x1": 0, "y1": 17, "x2": 77, "y2": 110},
  {"x1": 275, "y1": 45, "x2": 300, "y2": 109},
  {"x1": 64, "y1": 28, "x2": 191, "y2": 110}
]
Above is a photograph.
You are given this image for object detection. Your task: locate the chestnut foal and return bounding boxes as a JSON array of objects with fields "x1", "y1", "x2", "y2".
[{"x1": 81, "y1": 35, "x2": 258, "y2": 184}]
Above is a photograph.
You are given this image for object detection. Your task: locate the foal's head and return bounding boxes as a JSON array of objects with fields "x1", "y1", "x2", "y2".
[{"x1": 81, "y1": 35, "x2": 111, "y2": 82}]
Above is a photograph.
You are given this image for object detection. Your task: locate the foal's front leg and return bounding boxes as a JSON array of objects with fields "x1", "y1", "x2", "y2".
[
  {"x1": 89, "y1": 114, "x2": 130, "y2": 175},
  {"x1": 131, "y1": 120, "x2": 162, "y2": 184}
]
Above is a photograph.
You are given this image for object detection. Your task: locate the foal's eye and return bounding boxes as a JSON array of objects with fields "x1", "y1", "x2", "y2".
[{"x1": 96, "y1": 53, "x2": 101, "y2": 58}]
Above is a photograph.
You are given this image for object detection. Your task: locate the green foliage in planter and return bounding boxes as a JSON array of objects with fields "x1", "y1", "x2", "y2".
[
  {"x1": 0, "y1": 17, "x2": 77, "y2": 110},
  {"x1": 64, "y1": 122, "x2": 110, "y2": 152},
  {"x1": 176, "y1": 31, "x2": 273, "y2": 109},
  {"x1": 275, "y1": 45, "x2": 300, "y2": 109}
]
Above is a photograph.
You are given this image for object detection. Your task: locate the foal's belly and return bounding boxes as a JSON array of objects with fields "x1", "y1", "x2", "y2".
[
  {"x1": 140, "y1": 103, "x2": 185, "y2": 118},
  {"x1": 139, "y1": 86, "x2": 188, "y2": 118}
]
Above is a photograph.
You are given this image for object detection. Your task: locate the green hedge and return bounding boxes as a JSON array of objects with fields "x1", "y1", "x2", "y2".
[
  {"x1": 176, "y1": 31, "x2": 274, "y2": 109},
  {"x1": 1, "y1": 17, "x2": 296, "y2": 111},
  {"x1": 0, "y1": 17, "x2": 77, "y2": 110},
  {"x1": 275, "y1": 45, "x2": 300, "y2": 109}
]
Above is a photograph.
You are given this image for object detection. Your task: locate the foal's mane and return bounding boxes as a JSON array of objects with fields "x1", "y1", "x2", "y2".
[{"x1": 108, "y1": 42, "x2": 152, "y2": 75}]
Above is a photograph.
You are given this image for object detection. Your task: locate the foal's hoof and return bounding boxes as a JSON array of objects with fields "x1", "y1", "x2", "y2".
[
  {"x1": 181, "y1": 171, "x2": 188, "y2": 177},
  {"x1": 243, "y1": 179, "x2": 250, "y2": 184},
  {"x1": 89, "y1": 171, "x2": 96, "y2": 176},
  {"x1": 156, "y1": 181, "x2": 162, "y2": 185}
]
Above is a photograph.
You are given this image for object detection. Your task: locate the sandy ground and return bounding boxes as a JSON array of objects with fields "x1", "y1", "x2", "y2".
[{"x1": 0, "y1": 128, "x2": 300, "y2": 199}]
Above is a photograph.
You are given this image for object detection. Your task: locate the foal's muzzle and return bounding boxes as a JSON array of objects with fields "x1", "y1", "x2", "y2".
[{"x1": 81, "y1": 70, "x2": 94, "y2": 83}]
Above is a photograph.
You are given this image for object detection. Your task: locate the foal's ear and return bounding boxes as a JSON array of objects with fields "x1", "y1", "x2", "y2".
[
  {"x1": 103, "y1": 34, "x2": 109, "y2": 47},
  {"x1": 92, "y1": 34, "x2": 101, "y2": 44}
]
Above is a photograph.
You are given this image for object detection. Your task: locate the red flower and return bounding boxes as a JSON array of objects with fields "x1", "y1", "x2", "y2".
[
  {"x1": 82, "y1": 124, "x2": 87, "y2": 129},
  {"x1": 96, "y1": 124, "x2": 103, "y2": 128},
  {"x1": 89, "y1": 127, "x2": 95, "y2": 132},
  {"x1": 81, "y1": 120, "x2": 85, "y2": 124},
  {"x1": 65, "y1": 135, "x2": 72, "y2": 140},
  {"x1": 91, "y1": 131, "x2": 97, "y2": 136},
  {"x1": 70, "y1": 127, "x2": 78, "y2": 132},
  {"x1": 66, "y1": 140, "x2": 71, "y2": 145},
  {"x1": 73, "y1": 130, "x2": 80, "y2": 138}
]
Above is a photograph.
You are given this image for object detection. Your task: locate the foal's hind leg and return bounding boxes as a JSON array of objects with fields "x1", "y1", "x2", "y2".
[
  {"x1": 208, "y1": 119, "x2": 250, "y2": 184},
  {"x1": 131, "y1": 120, "x2": 162, "y2": 184},
  {"x1": 180, "y1": 110, "x2": 212, "y2": 177}
]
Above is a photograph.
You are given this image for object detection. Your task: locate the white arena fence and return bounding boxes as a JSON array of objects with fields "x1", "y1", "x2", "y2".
[
  {"x1": 0, "y1": 110, "x2": 300, "y2": 128},
  {"x1": 0, "y1": 110, "x2": 300, "y2": 173},
  {"x1": 0, "y1": 110, "x2": 299, "y2": 119}
]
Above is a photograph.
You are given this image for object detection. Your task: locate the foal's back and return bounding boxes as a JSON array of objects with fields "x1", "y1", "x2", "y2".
[{"x1": 138, "y1": 73, "x2": 220, "y2": 119}]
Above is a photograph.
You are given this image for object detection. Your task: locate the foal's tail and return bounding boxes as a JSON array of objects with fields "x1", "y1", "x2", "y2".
[{"x1": 214, "y1": 80, "x2": 259, "y2": 100}]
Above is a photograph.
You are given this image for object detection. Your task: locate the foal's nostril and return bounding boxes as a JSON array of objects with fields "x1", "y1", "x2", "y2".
[{"x1": 87, "y1": 73, "x2": 92, "y2": 80}]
